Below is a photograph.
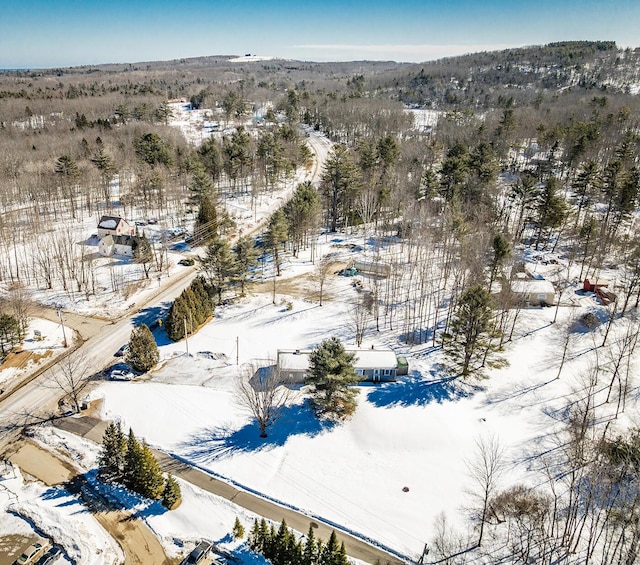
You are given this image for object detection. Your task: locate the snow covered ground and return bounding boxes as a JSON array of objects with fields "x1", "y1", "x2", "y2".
[
  {"x1": 4, "y1": 99, "x2": 639, "y2": 565},
  {"x1": 4, "y1": 225, "x2": 639, "y2": 564}
]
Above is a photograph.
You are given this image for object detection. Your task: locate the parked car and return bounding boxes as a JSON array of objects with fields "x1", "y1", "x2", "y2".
[
  {"x1": 178, "y1": 258, "x2": 195, "y2": 266},
  {"x1": 13, "y1": 540, "x2": 49, "y2": 565},
  {"x1": 182, "y1": 541, "x2": 212, "y2": 565},
  {"x1": 114, "y1": 344, "x2": 129, "y2": 357},
  {"x1": 36, "y1": 546, "x2": 63, "y2": 565},
  {"x1": 107, "y1": 363, "x2": 136, "y2": 381}
]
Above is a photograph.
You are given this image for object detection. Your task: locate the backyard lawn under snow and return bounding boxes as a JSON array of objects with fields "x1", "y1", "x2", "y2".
[{"x1": 90, "y1": 262, "x2": 639, "y2": 561}]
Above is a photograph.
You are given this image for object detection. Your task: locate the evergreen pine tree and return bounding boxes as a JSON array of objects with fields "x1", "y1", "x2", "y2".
[
  {"x1": 335, "y1": 542, "x2": 348, "y2": 565},
  {"x1": 190, "y1": 277, "x2": 213, "y2": 322},
  {"x1": 98, "y1": 421, "x2": 126, "y2": 482},
  {"x1": 138, "y1": 442, "x2": 165, "y2": 499},
  {"x1": 274, "y1": 519, "x2": 290, "y2": 565},
  {"x1": 307, "y1": 337, "x2": 359, "y2": 419},
  {"x1": 126, "y1": 323, "x2": 159, "y2": 372},
  {"x1": 287, "y1": 534, "x2": 303, "y2": 565},
  {"x1": 258, "y1": 518, "x2": 269, "y2": 554},
  {"x1": 162, "y1": 473, "x2": 182, "y2": 509},
  {"x1": 165, "y1": 295, "x2": 189, "y2": 341},
  {"x1": 232, "y1": 517, "x2": 245, "y2": 540},
  {"x1": 441, "y1": 285, "x2": 505, "y2": 378},
  {"x1": 319, "y1": 531, "x2": 339, "y2": 565},
  {"x1": 265, "y1": 209, "x2": 289, "y2": 276},
  {"x1": 248, "y1": 519, "x2": 261, "y2": 551},
  {"x1": 265, "y1": 523, "x2": 277, "y2": 561},
  {"x1": 195, "y1": 194, "x2": 218, "y2": 244},
  {"x1": 200, "y1": 236, "x2": 238, "y2": 304},
  {"x1": 234, "y1": 235, "x2": 259, "y2": 296},
  {"x1": 124, "y1": 428, "x2": 144, "y2": 491},
  {"x1": 302, "y1": 524, "x2": 317, "y2": 565},
  {"x1": 182, "y1": 287, "x2": 200, "y2": 328}
]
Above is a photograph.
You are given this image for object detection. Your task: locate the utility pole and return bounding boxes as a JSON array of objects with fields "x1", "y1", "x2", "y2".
[
  {"x1": 184, "y1": 318, "x2": 189, "y2": 356},
  {"x1": 236, "y1": 336, "x2": 239, "y2": 365},
  {"x1": 56, "y1": 310, "x2": 68, "y2": 348}
]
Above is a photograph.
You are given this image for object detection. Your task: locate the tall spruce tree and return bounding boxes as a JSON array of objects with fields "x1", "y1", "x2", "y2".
[
  {"x1": 195, "y1": 194, "x2": 218, "y2": 244},
  {"x1": 124, "y1": 428, "x2": 144, "y2": 491},
  {"x1": 139, "y1": 442, "x2": 165, "y2": 499},
  {"x1": 162, "y1": 474, "x2": 182, "y2": 509},
  {"x1": 126, "y1": 323, "x2": 159, "y2": 372},
  {"x1": 200, "y1": 236, "x2": 238, "y2": 304},
  {"x1": 441, "y1": 285, "x2": 504, "y2": 378},
  {"x1": 306, "y1": 337, "x2": 359, "y2": 420},
  {"x1": 98, "y1": 421, "x2": 126, "y2": 482},
  {"x1": 320, "y1": 145, "x2": 361, "y2": 232},
  {"x1": 265, "y1": 209, "x2": 289, "y2": 276},
  {"x1": 302, "y1": 524, "x2": 318, "y2": 565},
  {"x1": 319, "y1": 531, "x2": 340, "y2": 565},
  {"x1": 165, "y1": 295, "x2": 189, "y2": 341},
  {"x1": 234, "y1": 235, "x2": 259, "y2": 296}
]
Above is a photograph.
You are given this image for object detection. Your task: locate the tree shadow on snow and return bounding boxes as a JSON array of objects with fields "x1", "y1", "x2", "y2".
[
  {"x1": 180, "y1": 400, "x2": 334, "y2": 462},
  {"x1": 131, "y1": 303, "x2": 173, "y2": 346},
  {"x1": 366, "y1": 369, "x2": 477, "y2": 408}
]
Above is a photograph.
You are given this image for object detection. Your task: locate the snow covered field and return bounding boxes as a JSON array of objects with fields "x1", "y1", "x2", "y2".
[
  {"x1": 2, "y1": 101, "x2": 639, "y2": 565},
  {"x1": 3, "y1": 224, "x2": 639, "y2": 564}
]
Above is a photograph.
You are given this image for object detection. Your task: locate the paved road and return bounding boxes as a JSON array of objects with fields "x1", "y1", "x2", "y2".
[{"x1": 55, "y1": 416, "x2": 407, "y2": 565}]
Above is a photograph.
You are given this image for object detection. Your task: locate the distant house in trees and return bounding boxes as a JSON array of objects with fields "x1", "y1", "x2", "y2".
[
  {"x1": 349, "y1": 260, "x2": 391, "y2": 278},
  {"x1": 583, "y1": 278, "x2": 610, "y2": 292},
  {"x1": 277, "y1": 347, "x2": 401, "y2": 383},
  {"x1": 98, "y1": 234, "x2": 134, "y2": 257},
  {"x1": 510, "y1": 278, "x2": 556, "y2": 306},
  {"x1": 97, "y1": 215, "x2": 135, "y2": 238},
  {"x1": 583, "y1": 278, "x2": 615, "y2": 305}
]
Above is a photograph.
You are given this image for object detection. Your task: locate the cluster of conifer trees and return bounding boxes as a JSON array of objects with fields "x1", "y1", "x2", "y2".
[
  {"x1": 0, "y1": 313, "x2": 22, "y2": 359},
  {"x1": 164, "y1": 276, "x2": 213, "y2": 341},
  {"x1": 248, "y1": 518, "x2": 349, "y2": 565},
  {"x1": 98, "y1": 422, "x2": 181, "y2": 509}
]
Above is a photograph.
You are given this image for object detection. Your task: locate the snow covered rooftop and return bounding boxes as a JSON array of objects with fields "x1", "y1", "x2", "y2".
[
  {"x1": 277, "y1": 348, "x2": 398, "y2": 372},
  {"x1": 510, "y1": 279, "x2": 556, "y2": 294}
]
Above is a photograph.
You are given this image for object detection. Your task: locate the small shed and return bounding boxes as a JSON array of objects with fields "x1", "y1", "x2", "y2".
[
  {"x1": 583, "y1": 278, "x2": 615, "y2": 305},
  {"x1": 510, "y1": 279, "x2": 556, "y2": 306},
  {"x1": 583, "y1": 278, "x2": 609, "y2": 292}
]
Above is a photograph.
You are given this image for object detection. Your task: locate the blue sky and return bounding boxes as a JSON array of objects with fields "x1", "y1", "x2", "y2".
[{"x1": 1, "y1": 0, "x2": 638, "y2": 69}]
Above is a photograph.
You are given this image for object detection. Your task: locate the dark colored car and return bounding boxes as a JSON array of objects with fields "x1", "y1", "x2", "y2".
[
  {"x1": 36, "y1": 546, "x2": 63, "y2": 565},
  {"x1": 182, "y1": 541, "x2": 212, "y2": 564}
]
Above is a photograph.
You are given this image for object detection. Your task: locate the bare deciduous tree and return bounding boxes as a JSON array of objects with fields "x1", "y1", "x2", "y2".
[
  {"x1": 311, "y1": 255, "x2": 334, "y2": 306},
  {"x1": 52, "y1": 351, "x2": 91, "y2": 412},
  {"x1": 237, "y1": 362, "x2": 290, "y2": 438},
  {"x1": 466, "y1": 434, "x2": 506, "y2": 548},
  {"x1": 350, "y1": 294, "x2": 371, "y2": 347}
]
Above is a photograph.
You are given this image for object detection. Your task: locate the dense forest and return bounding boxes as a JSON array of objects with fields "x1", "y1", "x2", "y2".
[{"x1": 2, "y1": 40, "x2": 640, "y2": 563}]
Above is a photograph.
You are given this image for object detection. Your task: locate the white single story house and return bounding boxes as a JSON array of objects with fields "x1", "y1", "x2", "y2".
[
  {"x1": 97, "y1": 215, "x2": 135, "y2": 238},
  {"x1": 510, "y1": 279, "x2": 556, "y2": 306},
  {"x1": 277, "y1": 347, "x2": 400, "y2": 384},
  {"x1": 98, "y1": 234, "x2": 134, "y2": 257}
]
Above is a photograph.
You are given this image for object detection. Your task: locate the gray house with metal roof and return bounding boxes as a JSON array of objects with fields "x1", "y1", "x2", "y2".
[{"x1": 277, "y1": 348, "x2": 401, "y2": 383}]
